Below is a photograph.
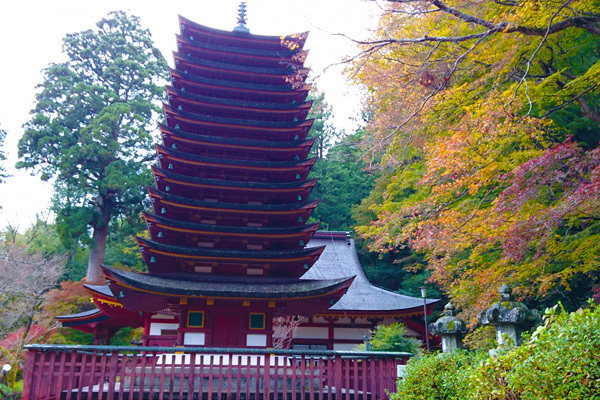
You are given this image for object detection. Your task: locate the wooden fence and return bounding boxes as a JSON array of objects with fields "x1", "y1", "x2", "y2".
[{"x1": 22, "y1": 345, "x2": 411, "y2": 400}]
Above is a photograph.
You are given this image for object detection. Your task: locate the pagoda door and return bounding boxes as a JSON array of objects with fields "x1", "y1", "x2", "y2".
[{"x1": 212, "y1": 313, "x2": 242, "y2": 347}]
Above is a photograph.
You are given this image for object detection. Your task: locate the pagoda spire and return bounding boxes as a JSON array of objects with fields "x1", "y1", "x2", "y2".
[{"x1": 234, "y1": 2, "x2": 250, "y2": 33}]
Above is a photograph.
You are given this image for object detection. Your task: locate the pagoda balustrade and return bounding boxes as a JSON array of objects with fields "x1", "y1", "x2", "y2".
[{"x1": 23, "y1": 345, "x2": 410, "y2": 400}]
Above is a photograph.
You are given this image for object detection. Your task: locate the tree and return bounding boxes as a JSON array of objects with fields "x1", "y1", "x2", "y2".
[
  {"x1": 367, "y1": 322, "x2": 421, "y2": 353},
  {"x1": 17, "y1": 11, "x2": 168, "y2": 282},
  {"x1": 349, "y1": 0, "x2": 600, "y2": 318},
  {"x1": 307, "y1": 89, "x2": 338, "y2": 159},
  {"x1": 0, "y1": 240, "x2": 66, "y2": 388},
  {"x1": 309, "y1": 129, "x2": 379, "y2": 230},
  {"x1": 0, "y1": 126, "x2": 8, "y2": 184}
]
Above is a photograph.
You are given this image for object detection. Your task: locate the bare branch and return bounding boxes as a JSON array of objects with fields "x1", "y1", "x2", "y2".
[{"x1": 508, "y1": 0, "x2": 573, "y2": 114}]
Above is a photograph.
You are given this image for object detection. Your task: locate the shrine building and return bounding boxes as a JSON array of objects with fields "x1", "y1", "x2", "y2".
[{"x1": 57, "y1": 7, "x2": 438, "y2": 349}]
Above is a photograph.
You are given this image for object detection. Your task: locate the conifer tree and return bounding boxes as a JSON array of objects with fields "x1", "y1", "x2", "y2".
[{"x1": 18, "y1": 11, "x2": 168, "y2": 282}]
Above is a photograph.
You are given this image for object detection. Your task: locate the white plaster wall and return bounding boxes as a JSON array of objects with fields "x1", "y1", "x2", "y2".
[
  {"x1": 153, "y1": 314, "x2": 175, "y2": 320},
  {"x1": 184, "y1": 332, "x2": 205, "y2": 345},
  {"x1": 294, "y1": 326, "x2": 328, "y2": 339},
  {"x1": 149, "y1": 322, "x2": 179, "y2": 336},
  {"x1": 333, "y1": 343, "x2": 357, "y2": 351},
  {"x1": 246, "y1": 334, "x2": 267, "y2": 347},
  {"x1": 334, "y1": 327, "x2": 366, "y2": 340}
]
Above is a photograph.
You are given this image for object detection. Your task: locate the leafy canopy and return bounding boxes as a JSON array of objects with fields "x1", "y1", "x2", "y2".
[
  {"x1": 394, "y1": 302, "x2": 600, "y2": 399},
  {"x1": 17, "y1": 11, "x2": 168, "y2": 282},
  {"x1": 350, "y1": 0, "x2": 600, "y2": 318},
  {"x1": 368, "y1": 322, "x2": 422, "y2": 353}
]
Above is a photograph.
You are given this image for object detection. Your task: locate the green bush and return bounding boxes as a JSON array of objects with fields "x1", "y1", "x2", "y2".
[
  {"x1": 392, "y1": 302, "x2": 600, "y2": 399},
  {"x1": 474, "y1": 302, "x2": 600, "y2": 399},
  {"x1": 368, "y1": 322, "x2": 421, "y2": 353},
  {"x1": 393, "y1": 350, "x2": 485, "y2": 400}
]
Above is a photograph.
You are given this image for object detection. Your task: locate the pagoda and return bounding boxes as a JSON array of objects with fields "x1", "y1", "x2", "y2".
[{"x1": 58, "y1": 6, "x2": 354, "y2": 348}]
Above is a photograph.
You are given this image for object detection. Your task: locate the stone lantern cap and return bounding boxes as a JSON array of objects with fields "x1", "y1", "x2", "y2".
[
  {"x1": 477, "y1": 284, "x2": 541, "y2": 326},
  {"x1": 429, "y1": 302, "x2": 467, "y2": 335}
]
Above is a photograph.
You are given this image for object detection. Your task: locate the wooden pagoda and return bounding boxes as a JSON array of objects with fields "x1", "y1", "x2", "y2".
[{"x1": 57, "y1": 14, "x2": 355, "y2": 348}]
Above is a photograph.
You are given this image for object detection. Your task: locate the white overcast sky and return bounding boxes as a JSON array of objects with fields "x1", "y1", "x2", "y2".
[{"x1": 0, "y1": 0, "x2": 380, "y2": 231}]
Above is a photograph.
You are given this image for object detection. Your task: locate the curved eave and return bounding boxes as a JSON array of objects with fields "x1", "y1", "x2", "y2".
[
  {"x1": 174, "y1": 52, "x2": 298, "y2": 77},
  {"x1": 167, "y1": 87, "x2": 312, "y2": 122},
  {"x1": 160, "y1": 124, "x2": 315, "y2": 154},
  {"x1": 56, "y1": 305, "x2": 144, "y2": 332},
  {"x1": 167, "y1": 86, "x2": 312, "y2": 111},
  {"x1": 170, "y1": 70, "x2": 310, "y2": 101},
  {"x1": 103, "y1": 266, "x2": 353, "y2": 301},
  {"x1": 178, "y1": 36, "x2": 300, "y2": 59},
  {"x1": 55, "y1": 308, "x2": 109, "y2": 325},
  {"x1": 148, "y1": 187, "x2": 319, "y2": 213},
  {"x1": 163, "y1": 104, "x2": 314, "y2": 130},
  {"x1": 164, "y1": 115, "x2": 310, "y2": 142},
  {"x1": 144, "y1": 212, "x2": 319, "y2": 236},
  {"x1": 173, "y1": 53, "x2": 307, "y2": 86},
  {"x1": 179, "y1": 16, "x2": 308, "y2": 51},
  {"x1": 176, "y1": 36, "x2": 307, "y2": 68},
  {"x1": 156, "y1": 144, "x2": 316, "y2": 170},
  {"x1": 136, "y1": 236, "x2": 325, "y2": 260},
  {"x1": 84, "y1": 284, "x2": 115, "y2": 300},
  {"x1": 152, "y1": 166, "x2": 317, "y2": 191}
]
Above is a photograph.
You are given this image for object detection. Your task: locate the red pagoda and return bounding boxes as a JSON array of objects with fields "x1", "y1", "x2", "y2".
[{"x1": 57, "y1": 9, "x2": 354, "y2": 348}]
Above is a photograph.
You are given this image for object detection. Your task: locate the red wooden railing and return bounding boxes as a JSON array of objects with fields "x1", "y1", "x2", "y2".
[{"x1": 22, "y1": 345, "x2": 411, "y2": 400}]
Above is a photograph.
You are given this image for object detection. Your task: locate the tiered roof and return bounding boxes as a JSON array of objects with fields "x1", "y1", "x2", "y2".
[
  {"x1": 58, "y1": 13, "x2": 353, "y2": 342},
  {"x1": 304, "y1": 232, "x2": 439, "y2": 318}
]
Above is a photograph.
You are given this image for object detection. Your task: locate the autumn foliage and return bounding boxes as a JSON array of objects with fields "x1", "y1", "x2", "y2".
[{"x1": 350, "y1": 0, "x2": 600, "y2": 318}]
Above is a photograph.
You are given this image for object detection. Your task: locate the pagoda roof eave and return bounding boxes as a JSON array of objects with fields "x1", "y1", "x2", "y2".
[
  {"x1": 103, "y1": 266, "x2": 354, "y2": 301},
  {"x1": 144, "y1": 212, "x2": 320, "y2": 235},
  {"x1": 163, "y1": 103, "x2": 314, "y2": 129},
  {"x1": 167, "y1": 86, "x2": 313, "y2": 111},
  {"x1": 159, "y1": 124, "x2": 315, "y2": 151},
  {"x1": 178, "y1": 15, "x2": 308, "y2": 50},
  {"x1": 56, "y1": 306, "x2": 144, "y2": 333},
  {"x1": 136, "y1": 236, "x2": 325, "y2": 259},
  {"x1": 152, "y1": 166, "x2": 317, "y2": 190},
  {"x1": 173, "y1": 52, "x2": 304, "y2": 80},
  {"x1": 170, "y1": 68, "x2": 309, "y2": 95},
  {"x1": 156, "y1": 144, "x2": 316, "y2": 169},
  {"x1": 148, "y1": 187, "x2": 319, "y2": 212},
  {"x1": 55, "y1": 308, "x2": 109, "y2": 325},
  {"x1": 84, "y1": 284, "x2": 115, "y2": 299},
  {"x1": 176, "y1": 35, "x2": 307, "y2": 65}
]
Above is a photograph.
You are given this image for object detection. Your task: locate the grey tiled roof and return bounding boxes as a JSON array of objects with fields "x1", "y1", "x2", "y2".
[
  {"x1": 152, "y1": 166, "x2": 317, "y2": 190},
  {"x1": 160, "y1": 123, "x2": 315, "y2": 148},
  {"x1": 303, "y1": 232, "x2": 438, "y2": 312},
  {"x1": 103, "y1": 266, "x2": 353, "y2": 299}
]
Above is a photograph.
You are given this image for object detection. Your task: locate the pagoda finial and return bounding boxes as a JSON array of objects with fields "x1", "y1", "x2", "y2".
[{"x1": 234, "y1": 2, "x2": 250, "y2": 34}]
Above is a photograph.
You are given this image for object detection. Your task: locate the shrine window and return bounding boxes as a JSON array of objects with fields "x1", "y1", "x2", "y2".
[
  {"x1": 249, "y1": 313, "x2": 265, "y2": 330},
  {"x1": 188, "y1": 311, "x2": 204, "y2": 328}
]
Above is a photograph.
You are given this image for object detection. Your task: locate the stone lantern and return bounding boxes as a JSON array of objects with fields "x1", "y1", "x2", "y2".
[
  {"x1": 478, "y1": 284, "x2": 541, "y2": 347},
  {"x1": 428, "y1": 302, "x2": 467, "y2": 352}
]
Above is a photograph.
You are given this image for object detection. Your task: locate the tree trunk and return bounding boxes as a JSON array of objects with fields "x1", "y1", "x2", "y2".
[
  {"x1": 86, "y1": 210, "x2": 111, "y2": 283},
  {"x1": 576, "y1": 95, "x2": 600, "y2": 127}
]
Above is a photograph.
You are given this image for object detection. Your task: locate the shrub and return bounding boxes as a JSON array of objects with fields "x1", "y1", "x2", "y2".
[
  {"x1": 368, "y1": 322, "x2": 421, "y2": 353},
  {"x1": 392, "y1": 302, "x2": 600, "y2": 400},
  {"x1": 474, "y1": 302, "x2": 600, "y2": 399},
  {"x1": 393, "y1": 350, "x2": 485, "y2": 400}
]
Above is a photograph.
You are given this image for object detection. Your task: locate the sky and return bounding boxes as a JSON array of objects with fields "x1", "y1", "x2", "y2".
[{"x1": 0, "y1": 0, "x2": 380, "y2": 231}]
